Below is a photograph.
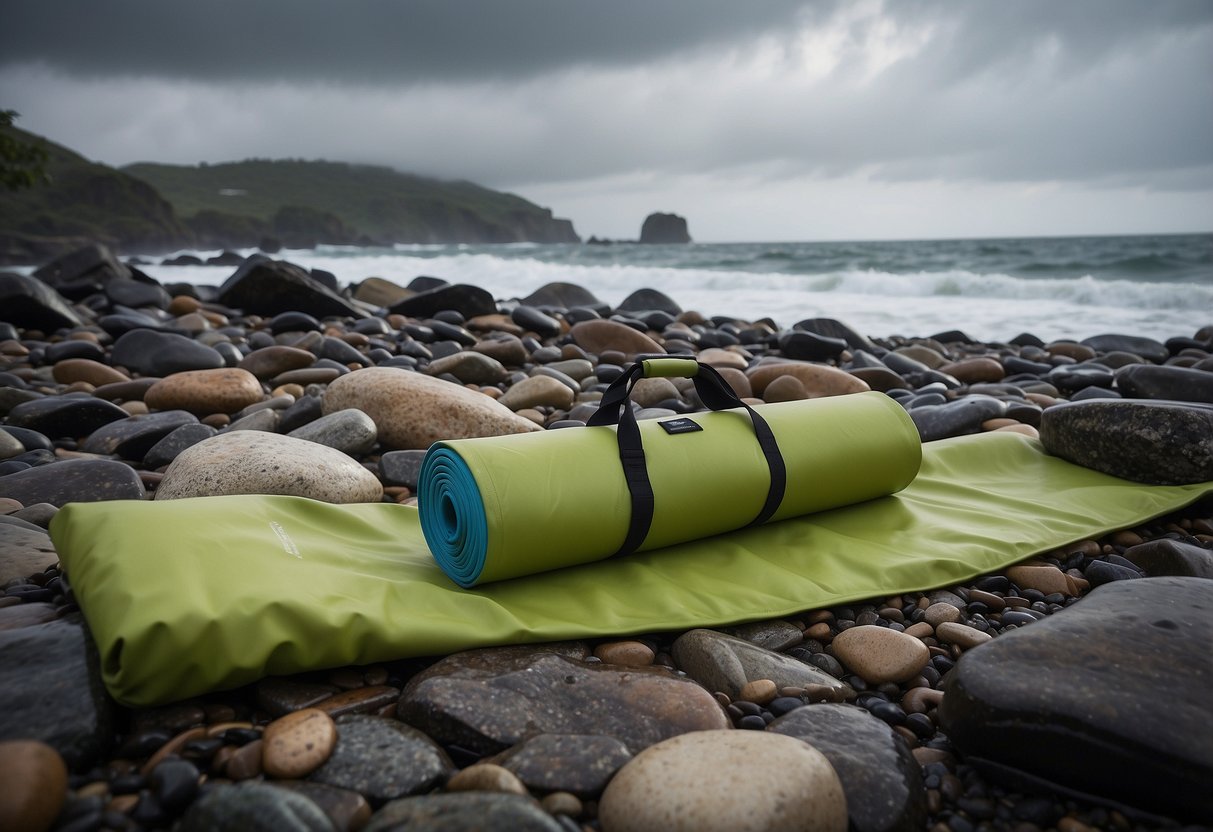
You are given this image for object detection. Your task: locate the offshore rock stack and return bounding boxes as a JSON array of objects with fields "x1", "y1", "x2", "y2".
[{"x1": 2, "y1": 244, "x2": 1212, "y2": 831}]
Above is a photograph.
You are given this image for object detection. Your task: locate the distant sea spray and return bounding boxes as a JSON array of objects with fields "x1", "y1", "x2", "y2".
[{"x1": 126, "y1": 233, "x2": 1213, "y2": 343}]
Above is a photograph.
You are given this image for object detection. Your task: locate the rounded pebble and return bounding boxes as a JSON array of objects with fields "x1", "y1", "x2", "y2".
[{"x1": 262, "y1": 708, "x2": 338, "y2": 779}]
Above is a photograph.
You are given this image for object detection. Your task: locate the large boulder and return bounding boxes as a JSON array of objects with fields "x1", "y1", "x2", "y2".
[
  {"x1": 0, "y1": 272, "x2": 84, "y2": 331},
  {"x1": 217, "y1": 256, "x2": 365, "y2": 319}
]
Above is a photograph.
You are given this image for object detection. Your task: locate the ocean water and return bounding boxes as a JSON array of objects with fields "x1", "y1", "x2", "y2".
[{"x1": 135, "y1": 232, "x2": 1211, "y2": 344}]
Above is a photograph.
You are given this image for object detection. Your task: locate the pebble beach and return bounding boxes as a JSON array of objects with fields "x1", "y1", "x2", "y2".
[{"x1": 2, "y1": 244, "x2": 1212, "y2": 832}]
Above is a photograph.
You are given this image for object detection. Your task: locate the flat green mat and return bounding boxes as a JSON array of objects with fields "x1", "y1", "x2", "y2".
[{"x1": 51, "y1": 432, "x2": 1213, "y2": 707}]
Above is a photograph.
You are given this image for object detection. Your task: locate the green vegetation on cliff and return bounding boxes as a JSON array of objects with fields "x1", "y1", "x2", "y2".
[{"x1": 124, "y1": 159, "x2": 580, "y2": 246}]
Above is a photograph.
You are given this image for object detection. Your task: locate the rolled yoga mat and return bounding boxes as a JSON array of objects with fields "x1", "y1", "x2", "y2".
[{"x1": 419, "y1": 358, "x2": 923, "y2": 586}]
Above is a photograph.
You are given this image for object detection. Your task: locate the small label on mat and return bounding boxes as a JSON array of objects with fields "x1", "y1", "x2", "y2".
[{"x1": 659, "y1": 417, "x2": 703, "y2": 435}]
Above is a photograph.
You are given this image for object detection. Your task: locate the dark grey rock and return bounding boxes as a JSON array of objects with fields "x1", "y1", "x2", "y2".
[
  {"x1": 495, "y1": 733, "x2": 632, "y2": 796},
  {"x1": 0, "y1": 272, "x2": 85, "y2": 331},
  {"x1": 616, "y1": 287, "x2": 682, "y2": 316},
  {"x1": 6, "y1": 394, "x2": 129, "y2": 439},
  {"x1": 218, "y1": 256, "x2": 365, "y2": 319},
  {"x1": 0, "y1": 458, "x2": 146, "y2": 506},
  {"x1": 1003, "y1": 355, "x2": 1052, "y2": 375},
  {"x1": 909, "y1": 396, "x2": 1008, "y2": 442},
  {"x1": 288, "y1": 409, "x2": 377, "y2": 456},
  {"x1": 0, "y1": 619, "x2": 113, "y2": 768},
  {"x1": 1039, "y1": 399, "x2": 1213, "y2": 484},
  {"x1": 105, "y1": 278, "x2": 171, "y2": 310},
  {"x1": 309, "y1": 715, "x2": 453, "y2": 803},
  {"x1": 721, "y1": 619, "x2": 805, "y2": 652},
  {"x1": 111, "y1": 329, "x2": 224, "y2": 376},
  {"x1": 365, "y1": 793, "x2": 561, "y2": 832},
  {"x1": 510, "y1": 306, "x2": 561, "y2": 339},
  {"x1": 1116, "y1": 364, "x2": 1213, "y2": 404},
  {"x1": 80, "y1": 410, "x2": 199, "y2": 459},
  {"x1": 1123, "y1": 539, "x2": 1213, "y2": 579},
  {"x1": 379, "y1": 450, "x2": 428, "y2": 489},
  {"x1": 639, "y1": 212, "x2": 691, "y2": 244},
  {"x1": 144, "y1": 423, "x2": 219, "y2": 469},
  {"x1": 777, "y1": 331, "x2": 847, "y2": 362},
  {"x1": 32, "y1": 243, "x2": 131, "y2": 300},
  {"x1": 0, "y1": 426, "x2": 54, "y2": 452},
  {"x1": 278, "y1": 395, "x2": 325, "y2": 434},
  {"x1": 270, "y1": 311, "x2": 323, "y2": 335},
  {"x1": 319, "y1": 336, "x2": 366, "y2": 366},
  {"x1": 388, "y1": 284, "x2": 496, "y2": 320},
  {"x1": 1081, "y1": 333, "x2": 1170, "y2": 364},
  {"x1": 521, "y1": 282, "x2": 604, "y2": 312},
  {"x1": 1047, "y1": 364, "x2": 1115, "y2": 393},
  {"x1": 1084, "y1": 560, "x2": 1142, "y2": 586},
  {"x1": 44, "y1": 339, "x2": 106, "y2": 363},
  {"x1": 938, "y1": 577, "x2": 1213, "y2": 824},
  {"x1": 397, "y1": 644, "x2": 728, "y2": 755},
  {"x1": 770, "y1": 703, "x2": 926, "y2": 832},
  {"x1": 176, "y1": 782, "x2": 334, "y2": 832},
  {"x1": 0, "y1": 520, "x2": 58, "y2": 584},
  {"x1": 670, "y1": 629, "x2": 849, "y2": 699},
  {"x1": 270, "y1": 782, "x2": 370, "y2": 832},
  {"x1": 794, "y1": 317, "x2": 879, "y2": 353}
]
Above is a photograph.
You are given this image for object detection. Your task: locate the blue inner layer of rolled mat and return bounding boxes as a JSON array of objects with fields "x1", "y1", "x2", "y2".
[{"x1": 419, "y1": 446, "x2": 489, "y2": 587}]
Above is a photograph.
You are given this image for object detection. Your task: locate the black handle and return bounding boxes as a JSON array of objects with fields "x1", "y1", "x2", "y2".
[{"x1": 588, "y1": 357, "x2": 788, "y2": 558}]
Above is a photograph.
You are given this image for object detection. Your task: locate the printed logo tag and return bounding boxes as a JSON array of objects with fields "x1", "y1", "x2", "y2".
[{"x1": 659, "y1": 417, "x2": 703, "y2": 435}]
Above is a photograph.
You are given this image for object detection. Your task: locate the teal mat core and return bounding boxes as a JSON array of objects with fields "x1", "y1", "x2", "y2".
[{"x1": 419, "y1": 446, "x2": 489, "y2": 587}]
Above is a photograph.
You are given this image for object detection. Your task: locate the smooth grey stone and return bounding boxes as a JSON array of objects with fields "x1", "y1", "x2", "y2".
[
  {"x1": 1088, "y1": 350, "x2": 1146, "y2": 370},
  {"x1": 1116, "y1": 364, "x2": 1213, "y2": 404},
  {"x1": 225, "y1": 408, "x2": 280, "y2": 432},
  {"x1": 778, "y1": 330, "x2": 847, "y2": 362},
  {"x1": 521, "y1": 282, "x2": 604, "y2": 312},
  {"x1": 0, "y1": 458, "x2": 146, "y2": 507},
  {"x1": 794, "y1": 317, "x2": 878, "y2": 353},
  {"x1": 111, "y1": 329, "x2": 224, "y2": 376},
  {"x1": 278, "y1": 394, "x2": 325, "y2": 434},
  {"x1": 0, "y1": 521, "x2": 58, "y2": 584},
  {"x1": 1047, "y1": 364, "x2": 1115, "y2": 393},
  {"x1": 0, "y1": 619, "x2": 113, "y2": 768},
  {"x1": 289, "y1": 409, "x2": 378, "y2": 456},
  {"x1": 495, "y1": 733, "x2": 632, "y2": 796},
  {"x1": 617, "y1": 287, "x2": 682, "y2": 316},
  {"x1": 0, "y1": 426, "x2": 54, "y2": 452},
  {"x1": 1003, "y1": 355, "x2": 1052, "y2": 375},
  {"x1": 721, "y1": 620, "x2": 805, "y2": 652},
  {"x1": 1081, "y1": 333, "x2": 1170, "y2": 364},
  {"x1": 270, "y1": 311, "x2": 323, "y2": 335},
  {"x1": 177, "y1": 782, "x2": 334, "y2": 832},
  {"x1": 379, "y1": 450, "x2": 428, "y2": 489},
  {"x1": 426, "y1": 352, "x2": 507, "y2": 385},
  {"x1": 1123, "y1": 539, "x2": 1213, "y2": 579},
  {"x1": 309, "y1": 715, "x2": 452, "y2": 803},
  {"x1": 144, "y1": 423, "x2": 219, "y2": 469},
  {"x1": 1084, "y1": 560, "x2": 1142, "y2": 586},
  {"x1": 0, "y1": 428, "x2": 22, "y2": 460},
  {"x1": 0, "y1": 272, "x2": 84, "y2": 331},
  {"x1": 6, "y1": 395, "x2": 129, "y2": 439},
  {"x1": 388, "y1": 283, "x2": 495, "y2": 320},
  {"x1": 364, "y1": 793, "x2": 562, "y2": 832},
  {"x1": 530, "y1": 366, "x2": 579, "y2": 392},
  {"x1": 44, "y1": 340, "x2": 106, "y2": 363},
  {"x1": 909, "y1": 396, "x2": 1008, "y2": 442},
  {"x1": 671, "y1": 628, "x2": 850, "y2": 700},
  {"x1": 33, "y1": 243, "x2": 130, "y2": 298},
  {"x1": 770, "y1": 703, "x2": 925, "y2": 832},
  {"x1": 1039, "y1": 399, "x2": 1213, "y2": 485},
  {"x1": 0, "y1": 388, "x2": 42, "y2": 417},
  {"x1": 397, "y1": 644, "x2": 727, "y2": 755},
  {"x1": 9, "y1": 502, "x2": 59, "y2": 529},
  {"x1": 543, "y1": 359, "x2": 595, "y2": 381},
  {"x1": 938, "y1": 577, "x2": 1213, "y2": 824},
  {"x1": 80, "y1": 410, "x2": 199, "y2": 459},
  {"x1": 510, "y1": 305, "x2": 561, "y2": 338},
  {"x1": 1070, "y1": 386, "x2": 1120, "y2": 401},
  {"x1": 318, "y1": 336, "x2": 367, "y2": 367},
  {"x1": 218, "y1": 255, "x2": 365, "y2": 320},
  {"x1": 106, "y1": 277, "x2": 170, "y2": 310}
]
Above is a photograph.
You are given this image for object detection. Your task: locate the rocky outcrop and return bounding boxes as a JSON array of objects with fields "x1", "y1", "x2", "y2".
[{"x1": 639, "y1": 212, "x2": 691, "y2": 244}]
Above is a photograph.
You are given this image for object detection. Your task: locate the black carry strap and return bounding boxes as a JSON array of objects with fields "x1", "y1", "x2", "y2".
[{"x1": 587, "y1": 356, "x2": 788, "y2": 558}]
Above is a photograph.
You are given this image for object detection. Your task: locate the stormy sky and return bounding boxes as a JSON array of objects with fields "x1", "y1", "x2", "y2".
[{"x1": 2, "y1": 0, "x2": 1210, "y2": 241}]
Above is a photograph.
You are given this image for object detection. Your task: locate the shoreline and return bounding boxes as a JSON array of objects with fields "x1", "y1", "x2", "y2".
[{"x1": 2, "y1": 244, "x2": 1212, "y2": 831}]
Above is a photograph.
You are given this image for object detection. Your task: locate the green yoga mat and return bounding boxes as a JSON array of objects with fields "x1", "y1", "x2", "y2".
[
  {"x1": 420, "y1": 388, "x2": 922, "y2": 586},
  {"x1": 51, "y1": 432, "x2": 1213, "y2": 707}
]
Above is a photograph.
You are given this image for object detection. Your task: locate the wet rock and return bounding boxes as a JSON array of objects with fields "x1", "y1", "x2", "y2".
[
  {"x1": 938, "y1": 577, "x2": 1213, "y2": 824},
  {"x1": 51, "y1": 358, "x2": 129, "y2": 387},
  {"x1": 570, "y1": 319, "x2": 664, "y2": 356},
  {"x1": 1039, "y1": 399, "x2": 1213, "y2": 484},
  {"x1": 1081, "y1": 333, "x2": 1169, "y2": 364},
  {"x1": 426, "y1": 351, "x2": 508, "y2": 385},
  {"x1": 323, "y1": 367, "x2": 540, "y2": 450},
  {"x1": 364, "y1": 793, "x2": 561, "y2": 832},
  {"x1": 521, "y1": 282, "x2": 604, "y2": 312},
  {"x1": 156, "y1": 431, "x2": 383, "y2": 502},
  {"x1": 397, "y1": 645, "x2": 728, "y2": 755},
  {"x1": 263, "y1": 708, "x2": 337, "y2": 779},
  {"x1": 32, "y1": 243, "x2": 130, "y2": 299},
  {"x1": 770, "y1": 703, "x2": 925, "y2": 832},
  {"x1": 176, "y1": 781, "x2": 333, "y2": 832},
  {"x1": 830, "y1": 625, "x2": 930, "y2": 684},
  {"x1": 388, "y1": 283, "x2": 496, "y2": 320},
  {"x1": 1048, "y1": 364, "x2": 1116, "y2": 393},
  {"x1": 495, "y1": 733, "x2": 632, "y2": 796},
  {"x1": 671, "y1": 629, "x2": 850, "y2": 699},
  {"x1": 0, "y1": 459, "x2": 146, "y2": 506},
  {"x1": 79, "y1": 410, "x2": 199, "y2": 458},
  {"x1": 378, "y1": 449, "x2": 427, "y2": 489},
  {"x1": 143, "y1": 423, "x2": 219, "y2": 468},
  {"x1": 309, "y1": 715, "x2": 452, "y2": 802},
  {"x1": 0, "y1": 619, "x2": 113, "y2": 768},
  {"x1": 1116, "y1": 364, "x2": 1213, "y2": 404},
  {"x1": 0, "y1": 519, "x2": 61, "y2": 584},
  {"x1": 218, "y1": 256, "x2": 365, "y2": 319},
  {"x1": 909, "y1": 397, "x2": 1008, "y2": 442},
  {"x1": 110, "y1": 329, "x2": 224, "y2": 376},
  {"x1": 270, "y1": 782, "x2": 371, "y2": 832},
  {"x1": 1123, "y1": 538, "x2": 1213, "y2": 579},
  {"x1": 721, "y1": 620, "x2": 804, "y2": 653},
  {"x1": 794, "y1": 318, "x2": 879, "y2": 354},
  {"x1": 6, "y1": 395, "x2": 129, "y2": 439},
  {"x1": 599, "y1": 730, "x2": 846, "y2": 832},
  {"x1": 0, "y1": 272, "x2": 85, "y2": 331},
  {"x1": 288, "y1": 409, "x2": 378, "y2": 456},
  {"x1": 510, "y1": 306, "x2": 562, "y2": 338},
  {"x1": 617, "y1": 287, "x2": 683, "y2": 316},
  {"x1": 777, "y1": 331, "x2": 848, "y2": 362}
]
